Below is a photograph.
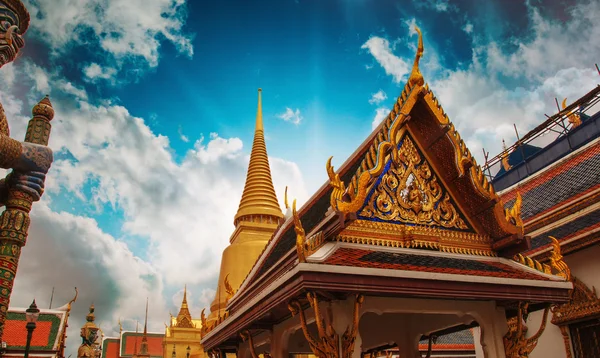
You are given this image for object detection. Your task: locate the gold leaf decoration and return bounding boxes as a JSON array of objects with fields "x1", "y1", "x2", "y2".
[{"x1": 359, "y1": 135, "x2": 468, "y2": 230}]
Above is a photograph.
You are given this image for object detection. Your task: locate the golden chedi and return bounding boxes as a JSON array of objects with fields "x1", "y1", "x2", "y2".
[{"x1": 208, "y1": 89, "x2": 283, "y2": 323}]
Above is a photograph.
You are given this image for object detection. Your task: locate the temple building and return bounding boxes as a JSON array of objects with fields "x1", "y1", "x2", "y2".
[
  {"x1": 492, "y1": 86, "x2": 600, "y2": 358},
  {"x1": 102, "y1": 302, "x2": 164, "y2": 358},
  {"x1": 199, "y1": 27, "x2": 575, "y2": 358},
  {"x1": 163, "y1": 287, "x2": 204, "y2": 358},
  {"x1": 1, "y1": 291, "x2": 77, "y2": 358}
]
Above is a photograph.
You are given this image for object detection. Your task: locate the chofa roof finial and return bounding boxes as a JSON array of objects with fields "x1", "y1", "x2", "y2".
[{"x1": 408, "y1": 25, "x2": 425, "y2": 88}]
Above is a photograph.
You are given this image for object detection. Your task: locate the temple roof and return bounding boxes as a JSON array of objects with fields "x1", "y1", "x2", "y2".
[
  {"x1": 233, "y1": 88, "x2": 283, "y2": 225},
  {"x1": 4, "y1": 290, "x2": 77, "y2": 358},
  {"x1": 3, "y1": 310, "x2": 66, "y2": 352},
  {"x1": 119, "y1": 332, "x2": 164, "y2": 358},
  {"x1": 101, "y1": 338, "x2": 120, "y2": 358},
  {"x1": 499, "y1": 135, "x2": 600, "y2": 259}
]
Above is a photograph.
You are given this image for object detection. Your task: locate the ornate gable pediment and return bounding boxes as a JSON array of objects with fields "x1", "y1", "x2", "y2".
[
  {"x1": 358, "y1": 133, "x2": 471, "y2": 232},
  {"x1": 325, "y1": 25, "x2": 523, "y2": 255}
]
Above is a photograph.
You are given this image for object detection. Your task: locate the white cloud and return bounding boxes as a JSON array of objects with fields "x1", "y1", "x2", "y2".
[
  {"x1": 83, "y1": 63, "x2": 118, "y2": 82},
  {"x1": 371, "y1": 107, "x2": 390, "y2": 130},
  {"x1": 1, "y1": 60, "x2": 308, "y2": 357},
  {"x1": 361, "y1": 36, "x2": 411, "y2": 83},
  {"x1": 278, "y1": 107, "x2": 303, "y2": 125},
  {"x1": 463, "y1": 22, "x2": 473, "y2": 34},
  {"x1": 364, "y1": 0, "x2": 600, "y2": 162},
  {"x1": 26, "y1": 0, "x2": 194, "y2": 76},
  {"x1": 369, "y1": 90, "x2": 387, "y2": 105},
  {"x1": 178, "y1": 125, "x2": 190, "y2": 143}
]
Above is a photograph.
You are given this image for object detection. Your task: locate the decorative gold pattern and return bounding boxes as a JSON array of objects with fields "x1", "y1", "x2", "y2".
[
  {"x1": 288, "y1": 293, "x2": 364, "y2": 358},
  {"x1": 359, "y1": 135, "x2": 469, "y2": 230},
  {"x1": 503, "y1": 302, "x2": 549, "y2": 358},
  {"x1": 549, "y1": 236, "x2": 571, "y2": 281},
  {"x1": 513, "y1": 253, "x2": 552, "y2": 275},
  {"x1": 292, "y1": 199, "x2": 307, "y2": 263},
  {"x1": 224, "y1": 274, "x2": 235, "y2": 304},
  {"x1": 338, "y1": 219, "x2": 495, "y2": 256},
  {"x1": 552, "y1": 277, "x2": 600, "y2": 326},
  {"x1": 505, "y1": 192, "x2": 523, "y2": 228},
  {"x1": 562, "y1": 98, "x2": 582, "y2": 128}
]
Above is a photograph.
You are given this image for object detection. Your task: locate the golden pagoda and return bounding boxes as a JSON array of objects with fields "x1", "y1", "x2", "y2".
[
  {"x1": 163, "y1": 286, "x2": 204, "y2": 358},
  {"x1": 207, "y1": 88, "x2": 284, "y2": 323}
]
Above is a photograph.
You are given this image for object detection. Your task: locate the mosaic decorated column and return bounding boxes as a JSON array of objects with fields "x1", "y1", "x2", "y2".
[{"x1": 0, "y1": 0, "x2": 55, "y2": 339}]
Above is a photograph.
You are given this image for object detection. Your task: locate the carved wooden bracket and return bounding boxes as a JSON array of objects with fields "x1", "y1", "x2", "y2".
[
  {"x1": 503, "y1": 302, "x2": 549, "y2": 358},
  {"x1": 240, "y1": 330, "x2": 272, "y2": 358},
  {"x1": 288, "y1": 292, "x2": 364, "y2": 358}
]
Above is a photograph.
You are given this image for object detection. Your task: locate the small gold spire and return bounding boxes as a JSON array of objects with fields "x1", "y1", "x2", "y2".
[
  {"x1": 407, "y1": 25, "x2": 425, "y2": 88},
  {"x1": 234, "y1": 88, "x2": 284, "y2": 225},
  {"x1": 285, "y1": 186, "x2": 289, "y2": 209},
  {"x1": 176, "y1": 286, "x2": 193, "y2": 328}
]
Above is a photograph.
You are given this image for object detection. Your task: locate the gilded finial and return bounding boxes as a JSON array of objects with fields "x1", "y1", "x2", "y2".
[
  {"x1": 326, "y1": 156, "x2": 346, "y2": 210},
  {"x1": 562, "y1": 98, "x2": 582, "y2": 128},
  {"x1": 293, "y1": 199, "x2": 306, "y2": 263},
  {"x1": 505, "y1": 192, "x2": 523, "y2": 228},
  {"x1": 67, "y1": 287, "x2": 78, "y2": 311},
  {"x1": 118, "y1": 318, "x2": 123, "y2": 335},
  {"x1": 501, "y1": 139, "x2": 512, "y2": 171},
  {"x1": 285, "y1": 186, "x2": 289, "y2": 209},
  {"x1": 407, "y1": 25, "x2": 425, "y2": 88},
  {"x1": 549, "y1": 236, "x2": 571, "y2": 280},
  {"x1": 224, "y1": 274, "x2": 235, "y2": 303}
]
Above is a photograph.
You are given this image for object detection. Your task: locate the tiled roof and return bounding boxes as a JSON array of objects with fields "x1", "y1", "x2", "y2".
[
  {"x1": 101, "y1": 338, "x2": 120, "y2": 358},
  {"x1": 323, "y1": 247, "x2": 551, "y2": 281},
  {"x1": 418, "y1": 329, "x2": 475, "y2": 351},
  {"x1": 499, "y1": 139, "x2": 600, "y2": 255},
  {"x1": 120, "y1": 332, "x2": 164, "y2": 358},
  {"x1": 501, "y1": 140, "x2": 600, "y2": 221},
  {"x1": 530, "y1": 208, "x2": 600, "y2": 251},
  {"x1": 3, "y1": 311, "x2": 64, "y2": 351}
]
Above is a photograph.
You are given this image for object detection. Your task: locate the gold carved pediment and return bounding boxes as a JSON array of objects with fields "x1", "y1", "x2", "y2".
[{"x1": 358, "y1": 134, "x2": 471, "y2": 231}]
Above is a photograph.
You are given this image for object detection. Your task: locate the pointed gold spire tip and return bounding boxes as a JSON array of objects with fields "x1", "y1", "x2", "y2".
[{"x1": 234, "y1": 89, "x2": 284, "y2": 224}]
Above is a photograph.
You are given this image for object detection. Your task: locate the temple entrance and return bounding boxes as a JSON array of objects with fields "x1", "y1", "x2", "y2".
[{"x1": 570, "y1": 318, "x2": 600, "y2": 358}]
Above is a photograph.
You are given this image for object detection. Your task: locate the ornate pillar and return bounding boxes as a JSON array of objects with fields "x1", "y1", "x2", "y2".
[
  {"x1": 0, "y1": 96, "x2": 54, "y2": 338},
  {"x1": 0, "y1": 0, "x2": 55, "y2": 340}
]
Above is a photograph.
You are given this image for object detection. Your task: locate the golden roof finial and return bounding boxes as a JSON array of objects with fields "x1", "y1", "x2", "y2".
[
  {"x1": 501, "y1": 139, "x2": 512, "y2": 171},
  {"x1": 234, "y1": 88, "x2": 284, "y2": 225},
  {"x1": 562, "y1": 98, "x2": 582, "y2": 128},
  {"x1": 407, "y1": 25, "x2": 425, "y2": 88},
  {"x1": 549, "y1": 236, "x2": 571, "y2": 280},
  {"x1": 293, "y1": 199, "x2": 306, "y2": 263},
  {"x1": 284, "y1": 186, "x2": 289, "y2": 209},
  {"x1": 224, "y1": 274, "x2": 235, "y2": 303}
]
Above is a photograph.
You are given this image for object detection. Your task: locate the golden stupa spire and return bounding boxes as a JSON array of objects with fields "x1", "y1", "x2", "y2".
[
  {"x1": 233, "y1": 88, "x2": 284, "y2": 225},
  {"x1": 175, "y1": 285, "x2": 194, "y2": 328}
]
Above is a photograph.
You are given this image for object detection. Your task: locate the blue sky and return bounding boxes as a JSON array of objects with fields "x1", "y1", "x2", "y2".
[{"x1": 2, "y1": 0, "x2": 599, "y2": 356}]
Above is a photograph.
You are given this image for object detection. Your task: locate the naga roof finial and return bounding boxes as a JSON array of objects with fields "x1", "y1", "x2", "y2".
[{"x1": 407, "y1": 25, "x2": 425, "y2": 88}]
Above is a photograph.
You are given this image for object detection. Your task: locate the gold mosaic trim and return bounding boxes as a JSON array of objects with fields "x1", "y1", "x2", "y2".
[{"x1": 336, "y1": 219, "x2": 495, "y2": 257}]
